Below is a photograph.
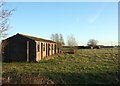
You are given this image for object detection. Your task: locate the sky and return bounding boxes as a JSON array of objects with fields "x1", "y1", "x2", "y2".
[{"x1": 4, "y1": 1, "x2": 118, "y2": 46}]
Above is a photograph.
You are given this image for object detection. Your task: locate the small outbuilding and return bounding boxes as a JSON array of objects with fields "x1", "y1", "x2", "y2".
[{"x1": 1, "y1": 33, "x2": 59, "y2": 62}]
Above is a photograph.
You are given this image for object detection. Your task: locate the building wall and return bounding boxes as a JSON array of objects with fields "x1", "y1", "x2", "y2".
[
  {"x1": 36, "y1": 41, "x2": 41, "y2": 61},
  {"x1": 36, "y1": 41, "x2": 57, "y2": 62},
  {"x1": 2, "y1": 34, "x2": 58, "y2": 62},
  {"x1": 2, "y1": 35, "x2": 36, "y2": 62}
]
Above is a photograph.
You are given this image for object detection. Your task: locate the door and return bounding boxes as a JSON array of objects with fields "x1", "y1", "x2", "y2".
[
  {"x1": 54, "y1": 44, "x2": 56, "y2": 54},
  {"x1": 46, "y1": 43, "x2": 48, "y2": 57},
  {"x1": 41, "y1": 43, "x2": 43, "y2": 59},
  {"x1": 48, "y1": 44, "x2": 50, "y2": 56}
]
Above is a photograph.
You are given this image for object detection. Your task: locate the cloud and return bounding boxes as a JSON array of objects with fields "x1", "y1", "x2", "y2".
[
  {"x1": 88, "y1": 12, "x2": 100, "y2": 23},
  {"x1": 88, "y1": 5, "x2": 106, "y2": 23}
]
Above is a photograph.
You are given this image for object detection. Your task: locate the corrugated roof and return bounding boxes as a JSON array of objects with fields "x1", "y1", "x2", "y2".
[{"x1": 17, "y1": 33, "x2": 56, "y2": 43}]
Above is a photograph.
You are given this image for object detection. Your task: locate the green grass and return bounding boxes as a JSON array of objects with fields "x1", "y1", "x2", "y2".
[{"x1": 2, "y1": 48, "x2": 119, "y2": 84}]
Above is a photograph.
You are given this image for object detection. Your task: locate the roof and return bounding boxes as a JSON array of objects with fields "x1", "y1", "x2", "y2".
[{"x1": 17, "y1": 33, "x2": 56, "y2": 43}]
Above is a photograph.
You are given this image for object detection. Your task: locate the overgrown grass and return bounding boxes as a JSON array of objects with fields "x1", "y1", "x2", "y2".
[{"x1": 2, "y1": 48, "x2": 119, "y2": 84}]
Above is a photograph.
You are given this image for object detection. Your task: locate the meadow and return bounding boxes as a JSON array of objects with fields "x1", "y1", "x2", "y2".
[{"x1": 2, "y1": 48, "x2": 119, "y2": 84}]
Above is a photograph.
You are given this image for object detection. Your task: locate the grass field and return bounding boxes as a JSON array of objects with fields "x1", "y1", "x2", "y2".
[{"x1": 2, "y1": 48, "x2": 119, "y2": 84}]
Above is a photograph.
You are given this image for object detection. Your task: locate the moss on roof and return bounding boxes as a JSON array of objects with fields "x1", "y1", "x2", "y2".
[{"x1": 17, "y1": 33, "x2": 56, "y2": 43}]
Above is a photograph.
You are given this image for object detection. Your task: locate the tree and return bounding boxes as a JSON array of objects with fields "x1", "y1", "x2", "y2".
[
  {"x1": 0, "y1": 1, "x2": 14, "y2": 60},
  {"x1": 54, "y1": 33, "x2": 59, "y2": 43},
  {"x1": 66, "y1": 34, "x2": 77, "y2": 54},
  {"x1": 50, "y1": 33, "x2": 64, "y2": 45},
  {"x1": 0, "y1": 1, "x2": 14, "y2": 39},
  {"x1": 87, "y1": 39, "x2": 98, "y2": 47},
  {"x1": 50, "y1": 34, "x2": 55, "y2": 41},
  {"x1": 67, "y1": 34, "x2": 77, "y2": 46},
  {"x1": 59, "y1": 33, "x2": 64, "y2": 45},
  {"x1": 50, "y1": 33, "x2": 64, "y2": 53}
]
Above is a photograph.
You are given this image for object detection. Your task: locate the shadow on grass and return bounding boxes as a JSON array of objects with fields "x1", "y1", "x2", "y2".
[
  {"x1": 46, "y1": 72, "x2": 119, "y2": 84},
  {"x1": 2, "y1": 71, "x2": 119, "y2": 85}
]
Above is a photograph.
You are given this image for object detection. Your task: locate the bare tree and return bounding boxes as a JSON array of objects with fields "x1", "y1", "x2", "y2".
[
  {"x1": 59, "y1": 33, "x2": 64, "y2": 45},
  {"x1": 67, "y1": 34, "x2": 77, "y2": 46},
  {"x1": 0, "y1": 1, "x2": 14, "y2": 61},
  {"x1": 50, "y1": 33, "x2": 55, "y2": 42},
  {"x1": 66, "y1": 34, "x2": 78, "y2": 54},
  {"x1": 54, "y1": 33, "x2": 59, "y2": 43},
  {"x1": 0, "y1": 1, "x2": 14, "y2": 39},
  {"x1": 87, "y1": 39, "x2": 98, "y2": 47},
  {"x1": 50, "y1": 33, "x2": 64, "y2": 53},
  {"x1": 50, "y1": 33, "x2": 64, "y2": 45}
]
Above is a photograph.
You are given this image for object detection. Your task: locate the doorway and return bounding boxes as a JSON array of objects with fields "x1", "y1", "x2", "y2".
[
  {"x1": 41, "y1": 43, "x2": 43, "y2": 59},
  {"x1": 46, "y1": 43, "x2": 48, "y2": 57}
]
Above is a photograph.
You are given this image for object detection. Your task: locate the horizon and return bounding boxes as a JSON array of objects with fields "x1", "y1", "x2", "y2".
[
  {"x1": 2, "y1": 32, "x2": 118, "y2": 46},
  {"x1": 2, "y1": 1, "x2": 118, "y2": 46}
]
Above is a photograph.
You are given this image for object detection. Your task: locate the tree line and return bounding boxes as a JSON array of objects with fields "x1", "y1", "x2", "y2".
[
  {"x1": 50, "y1": 33, "x2": 98, "y2": 47},
  {"x1": 50, "y1": 33, "x2": 78, "y2": 46}
]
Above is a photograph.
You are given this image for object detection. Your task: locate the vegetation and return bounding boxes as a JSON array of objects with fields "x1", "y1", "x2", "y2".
[
  {"x1": 50, "y1": 33, "x2": 64, "y2": 53},
  {"x1": 67, "y1": 34, "x2": 78, "y2": 46},
  {"x1": 87, "y1": 39, "x2": 98, "y2": 47},
  {"x1": 0, "y1": 1, "x2": 15, "y2": 38},
  {"x1": 2, "y1": 48, "x2": 119, "y2": 84},
  {"x1": 0, "y1": 1, "x2": 14, "y2": 62},
  {"x1": 50, "y1": 33, "x2": 64, "y2": 45}
]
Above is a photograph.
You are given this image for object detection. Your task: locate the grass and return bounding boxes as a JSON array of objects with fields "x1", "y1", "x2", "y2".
[{"x1": 2, "y1": 48, "x2": 119, "y2": 84}]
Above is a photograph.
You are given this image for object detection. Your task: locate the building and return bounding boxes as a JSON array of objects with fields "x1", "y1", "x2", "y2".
[{"x1": 1, "y1": 33, "x2": 59, "y2": 62}]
